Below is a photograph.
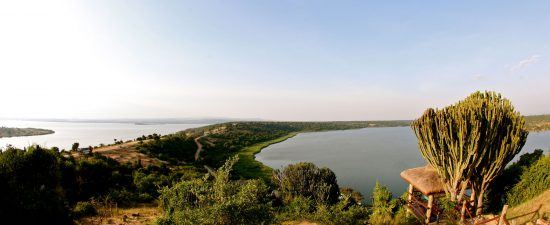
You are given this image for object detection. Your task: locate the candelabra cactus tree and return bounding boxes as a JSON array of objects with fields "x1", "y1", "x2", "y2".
[{"x1": 411, "y1": 91, "x2": 528, "y2": 214}]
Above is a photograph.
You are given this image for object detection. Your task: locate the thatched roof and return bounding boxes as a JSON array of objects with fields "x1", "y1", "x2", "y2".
[{"x1": 400, "y1": 165, "x2": 445, "y2": 196}]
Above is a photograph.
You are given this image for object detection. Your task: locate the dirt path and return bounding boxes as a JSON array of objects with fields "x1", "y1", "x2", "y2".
[{"x1": 194, "y1": 135, "x2": 206, "y2": 161}]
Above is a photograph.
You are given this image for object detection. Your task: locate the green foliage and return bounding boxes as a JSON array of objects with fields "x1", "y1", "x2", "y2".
[
  {"x1": 0, "y1": 144, "x2": 187, "y2": 223},
  {"x1": 367, "y1": 183, "x2": 420, "y2": 225},
  {"x1": 138, "y1": 134, "x2": 197, "y2": 164},
  {"x1": 72, "y1": 142, "x2": 80, "y2": 151},
  {"x1": 486, "y1": 149, "x2": 544, "y2": 212},
  {"x1": 73, "y1": 201, "x2": 97, "y2": 218},
  {"x1": 275, "y1": 196, "x2": 370, "y2": 225},
  {"x1": 156, "y1": 156, "x2": 273, "y2": 225},
  {"x1": 507, "y1": 154, "x2": 550, "y2": 206},
  {"x1": 233, "y1": 133, "x2": 297, "y2": 182},
  {"x1": 369, "y1": 181, "x2": 396, "y2": 225},
  {"x1": 0, "y1": 146, "x2": 72, "y2": 224},
  {"x1": 411, "y1": 91, "x2": 528, "y2": 215},
  {"x1": 273, "y1": 162, "x2": 340, "y2": 205},
  {"x1": 340, "y1": 187, "x2": 364, "y2": 205}
]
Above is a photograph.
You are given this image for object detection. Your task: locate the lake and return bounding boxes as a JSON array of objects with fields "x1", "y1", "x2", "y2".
[
  {"x1": 0, "y1": 120, "x2": 206, "y2": 150},
  {"x1": 256, "y1": 127, "x2": 550, "y2": 201}
]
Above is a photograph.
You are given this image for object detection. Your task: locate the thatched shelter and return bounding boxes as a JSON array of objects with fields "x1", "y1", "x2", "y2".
[
  {"x1": 401, "y1": 165, "x2": 446, "y2": 224},
  {"x1": 401, "y1": 165, "x2": 445, "y2": 196}
]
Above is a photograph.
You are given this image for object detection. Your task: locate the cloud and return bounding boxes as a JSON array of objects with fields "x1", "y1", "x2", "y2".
[{"x1": 510, "y1": 55, "x2": 541, "y2": 72}]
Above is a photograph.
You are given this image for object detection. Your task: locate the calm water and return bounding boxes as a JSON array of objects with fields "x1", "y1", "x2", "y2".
[
  {"x1": 256, "y1": 127, "x2": 550, "y2": 200},
  {"x1": 0, "y1": 120, "x2": 206, "y2": 150}
]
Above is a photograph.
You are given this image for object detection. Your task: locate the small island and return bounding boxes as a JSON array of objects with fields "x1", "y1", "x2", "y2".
[{"x1": 0, "y1": 127, "x2": 55, "y2": 138}]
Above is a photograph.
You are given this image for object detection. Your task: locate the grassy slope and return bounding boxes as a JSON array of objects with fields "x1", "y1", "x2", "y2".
[
  {"x1": 233, "y1": 133, "x2": 298, "y2": 182},
  {"x1": 506, "y1": 190, "x2": 550, "y2": 224}
]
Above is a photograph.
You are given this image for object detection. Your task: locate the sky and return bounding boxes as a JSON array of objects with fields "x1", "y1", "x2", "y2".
[{"x1": 1, "y1": 1, "x2": 549, "y2": 121}]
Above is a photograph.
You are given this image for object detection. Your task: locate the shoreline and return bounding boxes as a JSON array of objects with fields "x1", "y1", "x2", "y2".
[{"x1": 233, "y1": 132, "x2": 299, "y2": 181}]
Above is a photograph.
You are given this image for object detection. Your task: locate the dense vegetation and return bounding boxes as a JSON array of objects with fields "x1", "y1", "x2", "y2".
[
  {"x1": 138, "y1": 134, "x2": 197, "y2": 164},
  {"x1": 485, "y1": 149, "x2": 545, "y2": 211},
  {"x1": 0, "y1": 117, "x2": 548, "y2": 224},
  {"x1": 506, "y1": 154, "x2": 550, "y2": 206},
  {"x1": 0, "y1": 145, "x2": 199, "y2": 225},
  {"x1": 0, "y1": 127, "x2": 54, "y2": 138},
  {"x1": 155, "y1": 156, "x2": 415, "y2": 225}
]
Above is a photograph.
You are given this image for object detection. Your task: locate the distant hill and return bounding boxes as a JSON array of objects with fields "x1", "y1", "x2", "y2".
[
  {"x1": 525, "y1": 114, "x2": 550, "y2": 132},
  {"x1": 0, "y1": 127, "x2": 54, "y2": 138}
]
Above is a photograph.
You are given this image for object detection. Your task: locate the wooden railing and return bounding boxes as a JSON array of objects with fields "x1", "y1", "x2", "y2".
[
  {"x1": 474, "y1": 205, "x2": 510, "y2": 225},
  {"x1": 506, "y1": 204, "x2": 543, "y2": 223}
]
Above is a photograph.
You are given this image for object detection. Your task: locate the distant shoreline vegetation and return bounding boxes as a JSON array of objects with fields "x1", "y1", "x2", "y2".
[{"x1": 0, "y1": 127, "x2": 54, "y2": 138}]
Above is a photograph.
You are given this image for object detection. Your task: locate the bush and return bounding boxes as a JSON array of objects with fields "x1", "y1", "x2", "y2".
[
  {"x1": 0, "y1": 146, "x2": 72, "y2": 225},
  {"x1": 273, "y1": 162, "x2": 340, "y2": 205},
  {"x1": 369, "y1": 181, "x2": 394, "y2": 225},
  {"x1": 73, "y1": 201, "x2": 97, "y2": 217},
  {"x1": 486, "y1": 150, "x2": 544, "y2": 211},
  {"x1": 156, "y1": 156, "x2": 273, "y2": 225},
  {"x1": 507, "y1": 154, "x2": 550, "y2": 206}
]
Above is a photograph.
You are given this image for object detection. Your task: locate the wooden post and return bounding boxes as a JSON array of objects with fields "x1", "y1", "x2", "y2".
[
  {"x1": 498, "y1": 205, "x2": 508, "y2": 225},
  {"x1": 406, "y1": 184, "x2": 413, "y2": 217},
  {"x1": 425, "y1": 195, "x2": 434, "y2": 224},
  {"x1": 460, "y1": 199, "x2": 468, "y2": 222},
  {"x1": 529, "y1": 204, "x2": 542, "y2": 222}
]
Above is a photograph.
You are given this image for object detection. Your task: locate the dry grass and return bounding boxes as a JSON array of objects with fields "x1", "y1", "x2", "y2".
[
  {"x1": 71, "y1": 140, "x2": 168, "y2": 167},
  {"x1": 506, "y1": 190, "x2": 550, "y2": 224},
  {"x1": 282, "y1": 220, "x2": 318, "y2": 225},
  {"x1": 77, "y1": 203, "x2": 160, "y2": 225}
]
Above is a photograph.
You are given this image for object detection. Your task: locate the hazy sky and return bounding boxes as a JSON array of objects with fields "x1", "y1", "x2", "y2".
[{"x1": 1, "y1": 1, "x2": 549, "y2": 121}]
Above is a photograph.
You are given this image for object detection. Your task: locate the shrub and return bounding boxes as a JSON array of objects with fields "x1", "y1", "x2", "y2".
[
  {"x1": 273, "y1": 162, "x2": 340, "y2": 205},
  {"x1": 486, "y1": 149, "x2": 544, "y2": 212},
  {"x1": 0, "y1": 146, "x2": 72, "y2": 225},
  {"x1": 73, "y1": 201, "x2": 97, "y2": 217},
  {"x1": 369, "y1": 181, "x2": 395, "y2": 225},
  {"x1": 156, "y1": 156, "x2": 273, "y2": 225},
  {"x1": 507, "y1": 154, "x2": 550, "y2": 206}
]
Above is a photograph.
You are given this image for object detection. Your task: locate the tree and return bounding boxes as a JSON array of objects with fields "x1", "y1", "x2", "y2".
[
  {"x1": 411, "y1": 91, "x2": 528, "y2": 215},
  {"x1": 0, "y1": 146, "x2": 72, "y2": 224},
  {"x1": 369, "y1": 181, "x2": 395, "y2": 225},
  {"x1": 272, "y1": 162, "x2": 340, "y2": 205},
  {"x1": 72, "y1": 142, "x2": 80, "y2": 151}
]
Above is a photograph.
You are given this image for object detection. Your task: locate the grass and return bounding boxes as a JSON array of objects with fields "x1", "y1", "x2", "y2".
[
  {"x1": 76, "y1": 203, "x2": 160, "y2": 225},
  {"x1": 233, "y1": 132, "x2": 298, "y2": 182},
  {"x1": 506, "y1": 190, "x2": 550, "y2": 224}
]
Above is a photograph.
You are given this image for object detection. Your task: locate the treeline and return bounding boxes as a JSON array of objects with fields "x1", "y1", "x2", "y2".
[{"x1": 137, "y1": 134, "x2": 197, "y2": 164}]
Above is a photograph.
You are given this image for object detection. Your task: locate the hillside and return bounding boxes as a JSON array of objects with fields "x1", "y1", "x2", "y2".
[
  {"x1": 0, "y1": 127, "x2": 54, "y2": 138},
  {"x1": 525, "y1": 114, "x2": 550, "y2": 132}
]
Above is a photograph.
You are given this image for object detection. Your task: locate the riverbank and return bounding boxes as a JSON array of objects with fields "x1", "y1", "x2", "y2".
[{"x1": 233, "y1": 132, "x2": 299, "y2": 181}]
